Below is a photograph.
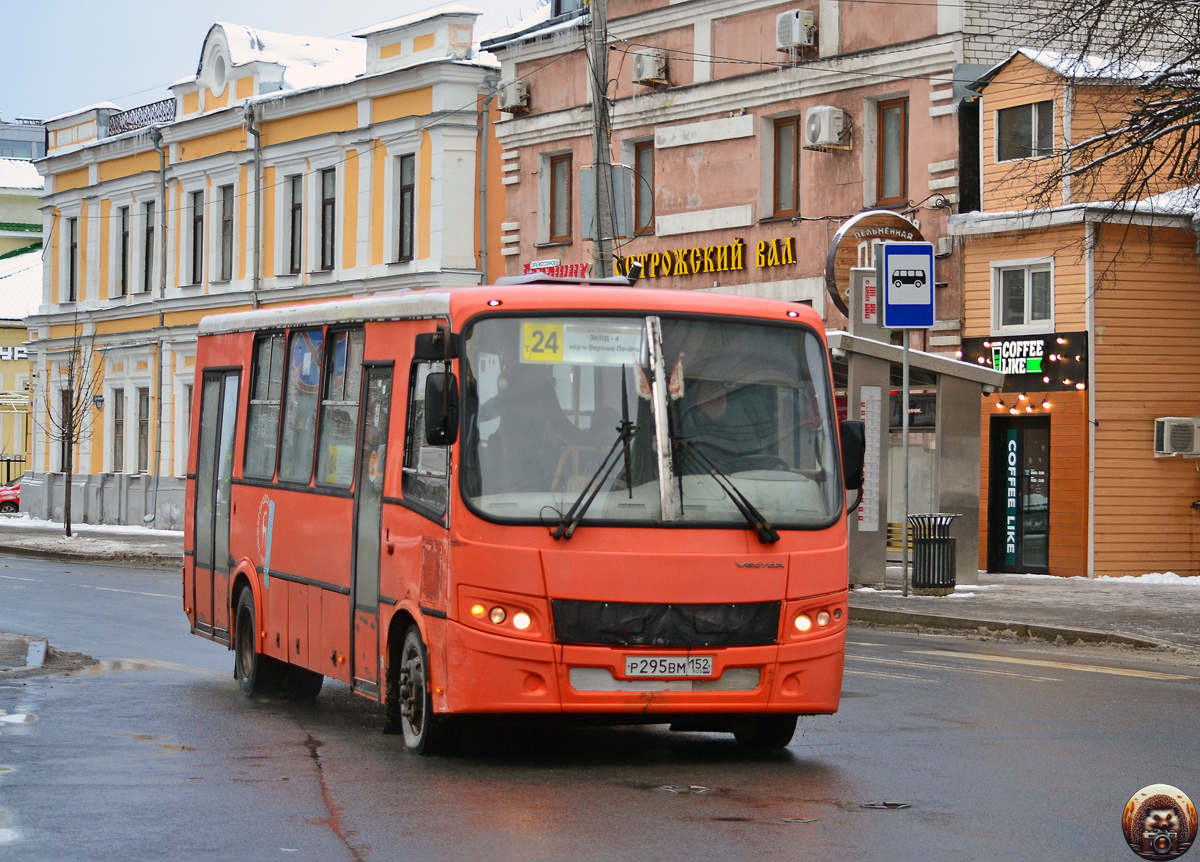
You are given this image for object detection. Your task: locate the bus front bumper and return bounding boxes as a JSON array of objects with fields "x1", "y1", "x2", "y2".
[{"x1": 443, "y1": 620, "x2": 845, "y2": 715}]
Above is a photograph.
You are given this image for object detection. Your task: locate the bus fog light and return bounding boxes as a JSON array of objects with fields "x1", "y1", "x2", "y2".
[
  {"x1": 794, "y1": 613, "x2": 812, "y2": 632},
  {"x1": 816, "y1": 611, "x2": 831, "y2": 627},
  {"x1": 489, "y1": 607, "x2": 506, "y2": 624},
  {"x1": 470, "y1": 604, "x2": 486, "y2": 618},
  {"x1": 512, "y1": 611, "x2": 531, "y2": 630},
  {"x1": 833, "y1": 608, "x2": 842, "y2": 620}
]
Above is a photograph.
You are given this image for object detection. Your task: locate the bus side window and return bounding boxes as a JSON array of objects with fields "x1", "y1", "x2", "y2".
[
  {"x1": 402, "y1": 361, "x2": 449, "y2": 519},
  {"x1": 278, "y1": 329, "x2": 325, "y2": 484},
  {"x1": 316, "y1": 329, "x2": 365, "y2": 488},
  {"x1": 244, "y1": 333, "x2": 285, "y2": 480}
]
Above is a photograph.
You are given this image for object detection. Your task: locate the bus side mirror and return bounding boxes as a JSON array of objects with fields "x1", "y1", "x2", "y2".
[
  {"x1": 414, "y1": 328, "x2": 462, "y2": 361},
  {"x1": 425, "y1": 372, "x2": 459, "y2": 446},
  {"x1": 840, "y1": 419, "x2": 865, "y2": 490}
]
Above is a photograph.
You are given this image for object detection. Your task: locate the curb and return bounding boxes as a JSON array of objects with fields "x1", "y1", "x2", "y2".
[
  {"x1": 848, "y1": 605, "x2": 1188, "y2": 652},
  {"x1": 0, "y1": 542, "x2": 181, "y2": 571}
]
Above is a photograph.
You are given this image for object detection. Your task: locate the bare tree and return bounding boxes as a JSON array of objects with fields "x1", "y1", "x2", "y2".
[
  {"x1": 1023, "y1": 1, "x2": 1200, "y2": 209},
  {"x1": 40, "y1": 319, "x2": 102, "y2": 537}
]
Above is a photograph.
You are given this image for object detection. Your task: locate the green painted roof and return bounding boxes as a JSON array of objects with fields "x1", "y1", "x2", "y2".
[{"x1": 0, "y1": 223, "x2": 40, "y2": 233}]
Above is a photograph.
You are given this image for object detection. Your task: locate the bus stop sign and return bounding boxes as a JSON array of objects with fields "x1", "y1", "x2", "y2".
[{"x1": 876, "y1": 241, "x2": 935, "y2": 329}]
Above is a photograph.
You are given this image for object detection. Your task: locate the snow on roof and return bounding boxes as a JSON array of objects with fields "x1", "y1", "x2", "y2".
[
  {"x1": 479, "y1": 3, "x2": 574, "y2": 48},
  {"x1": 973, "y1": 49, "x2": 1176, "y2": 93},
  {"x1": 209, "y1": 23, "x2": 366, "y2": 92},
  {"x1": 0, "y1": 247, "x2": 43, "y2": 320},
  {"x1": 1130, "y1": 184, "x2": 1200, "y2": 215},
  {"x1": 352, "y1": 3, "x2": 482, "y2": 37},
  {"x1": 0, "y1": 160, "x2": 43, "y2": 191},
  {"x1": 42, "y1": 102, "x2": 120, "y2": 125}
]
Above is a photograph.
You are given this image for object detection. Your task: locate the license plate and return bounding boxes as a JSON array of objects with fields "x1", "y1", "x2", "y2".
[{"x1": 624, "y1": 655, "x2": 713, "y2": 678}]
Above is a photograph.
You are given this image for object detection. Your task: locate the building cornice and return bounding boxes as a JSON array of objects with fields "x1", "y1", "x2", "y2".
[{"x1": 949, "y1": 206, "x2": 1193, "y2": 237}]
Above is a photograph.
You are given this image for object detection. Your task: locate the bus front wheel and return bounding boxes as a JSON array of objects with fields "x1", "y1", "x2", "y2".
[
  {"x1": 234, "y1": 590, "x2": 285, "y2": 697},
  {"x1": 392, "y1": 624, "x2": 456, "y2": 756},
  {"x1": 734, "y1": 714, "x2": 798, "y2": 751}
]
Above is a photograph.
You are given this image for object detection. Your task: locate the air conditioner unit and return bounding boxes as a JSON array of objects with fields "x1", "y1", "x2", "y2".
[
  {"x1": 1154, "y1": 417, "x2": 1200, "y2": 457},
  {"x1": 776, "y1": 10, "x2": 816, "y2": 50},
  {"x1": 632, "y1": 48, "x2": 668, "y2": 85},
  {"x1": 498, "y1": 78, "x2": 529, "y2": 113},
  {"x1": 803, "y1": 105, "x2": 848, "y2": 149}
]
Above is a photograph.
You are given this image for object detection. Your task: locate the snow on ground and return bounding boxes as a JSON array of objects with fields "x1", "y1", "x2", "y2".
[
  {"x1": 1096, "y1": 572, "x2": 1200, "y2": 586},
  {"x1": 0, "y1": 513, "x2": 182, "y2": 537}
]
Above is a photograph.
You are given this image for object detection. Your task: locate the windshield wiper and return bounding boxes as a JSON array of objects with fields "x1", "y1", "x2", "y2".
[
  {"x1": 552, "y1": 369, "x2": 638, "y2": 540},
  {"x1": 673, "y1": 438, "x2": 780, "y2": 544}
]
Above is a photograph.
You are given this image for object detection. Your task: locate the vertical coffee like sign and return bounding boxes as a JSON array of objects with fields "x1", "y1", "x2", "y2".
[
  {"x1": 1006, "y1": 430, "x2": 1018, "y2": 566},
  {"x1": 857, "y1": 386, "x2": 881, "y2": 530}
]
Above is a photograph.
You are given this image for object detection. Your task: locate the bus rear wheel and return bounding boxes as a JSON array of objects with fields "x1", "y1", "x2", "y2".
[
  {"x1": 734, "y1": 714, "x2": 798, "y2": 751},
  {"x1": 394, "y1": 624, "x2": 456, "y2": 756},
  {"x1": 234, "y1": 590, "x2": 285, "y2": 697}
]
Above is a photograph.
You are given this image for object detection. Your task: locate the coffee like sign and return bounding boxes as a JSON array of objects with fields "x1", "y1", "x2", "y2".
[{"x1": 991, "y1": 338, "x2": 1045, "y2": 374}]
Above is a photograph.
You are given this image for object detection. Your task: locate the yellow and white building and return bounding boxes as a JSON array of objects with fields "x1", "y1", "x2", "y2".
[{"x1": 30, "y1": 5, "x2": 502, "y2": 526}]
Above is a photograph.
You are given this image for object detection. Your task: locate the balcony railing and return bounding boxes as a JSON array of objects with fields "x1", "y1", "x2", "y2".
[{"x1": 106, "y1": 99, "x2": 176, "y2": 137}]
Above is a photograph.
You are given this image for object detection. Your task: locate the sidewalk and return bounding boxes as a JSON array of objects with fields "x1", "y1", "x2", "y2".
[
  {"x1": 0, "y1": 516, "x2": 1195, "y2": 654},
  {"x1": 851, "y1": 568, "x2": 1200, "y2": 653},
  {"x1": 0, "y1": 516, "x2": 182, "y2": 570}
]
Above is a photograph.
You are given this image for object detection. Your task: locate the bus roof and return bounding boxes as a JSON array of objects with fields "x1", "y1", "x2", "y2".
[{"x1": 196, "y1": 285, "x2": 824, "y2": 336}]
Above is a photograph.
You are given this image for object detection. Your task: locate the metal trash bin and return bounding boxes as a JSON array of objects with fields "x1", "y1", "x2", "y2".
[{"x1": 906, "y1": 513, "x2": 959, "y2": 594}]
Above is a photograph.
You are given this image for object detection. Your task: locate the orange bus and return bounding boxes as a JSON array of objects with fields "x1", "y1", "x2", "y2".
[{"x1": 184, "y1": 282, "x2": 864, "y2": 754}]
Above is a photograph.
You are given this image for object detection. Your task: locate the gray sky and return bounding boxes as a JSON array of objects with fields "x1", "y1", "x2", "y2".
[{"x1": 2, "y1": 1, "x2": 538, "y2": 121}]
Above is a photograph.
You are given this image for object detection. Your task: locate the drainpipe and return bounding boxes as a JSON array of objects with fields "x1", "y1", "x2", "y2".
[
  {"x1": 145, "y1": 127, "x2": 169, "y2": 525},
  {"x1": 478, "y1": 76, "x2": 500, "y2": 284},
  {"x1": 243, "y1": 102, "x2": 262, "y2": 308}
]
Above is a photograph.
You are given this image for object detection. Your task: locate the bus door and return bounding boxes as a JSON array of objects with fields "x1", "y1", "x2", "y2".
[
  {"x1": 350, "y1": 364, "x2": 394, "y2": 694},
  {"x1": 193, "y1": 370, "x2": 240, "y2": 641}
]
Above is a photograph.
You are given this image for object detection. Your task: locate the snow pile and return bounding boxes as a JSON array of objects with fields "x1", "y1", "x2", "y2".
[
  {"x1": 218, "y1": 23, "x2": 366, "y2": 92},
  {"x1": 1097, "y1": 572, "x2": 1200, "y2": 586}
]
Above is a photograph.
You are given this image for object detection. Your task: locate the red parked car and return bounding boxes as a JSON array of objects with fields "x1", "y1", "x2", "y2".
[{"x1": 0, "y1": 478, "x2": 19, "y2": 514}]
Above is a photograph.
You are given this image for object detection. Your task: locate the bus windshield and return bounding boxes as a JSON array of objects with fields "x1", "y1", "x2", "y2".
[{"x1": 461, "y1": 314, "x2": 840, "y2": 530}]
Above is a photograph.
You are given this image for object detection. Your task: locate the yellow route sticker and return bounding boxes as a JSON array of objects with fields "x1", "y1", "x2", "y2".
[{"x1": 522, "y1": 321, "x2": 564, "y2": 362}]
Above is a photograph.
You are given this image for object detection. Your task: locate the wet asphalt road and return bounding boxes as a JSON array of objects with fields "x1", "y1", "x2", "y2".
[{"x1": 1, "y1": 554, "x2": 1198, "y2": 861}]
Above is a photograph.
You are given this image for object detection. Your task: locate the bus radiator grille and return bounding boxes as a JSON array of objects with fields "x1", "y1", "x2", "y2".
[{"x1": 550, "y1": 600, "x2": 780, "y2": 647}]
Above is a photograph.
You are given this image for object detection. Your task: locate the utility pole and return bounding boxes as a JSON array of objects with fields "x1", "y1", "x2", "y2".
[{"x1": 588, "y1": 0, "x2": 615, "y2": 277}]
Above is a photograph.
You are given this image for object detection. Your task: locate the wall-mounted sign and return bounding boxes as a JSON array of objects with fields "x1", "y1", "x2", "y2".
[
  {"x1": 960, "y1": 331, "x2": 1089, "y2": 392},
  {"x1": 889, "y1": 392, "x2": 937, "y2": 429},
  {"x1": 615, "y1": 236, "x2": 799, "y2": 281},
  {"x1": 523, "y1": 260, "x2": 592, "y2": 278},
  {"x1": 0, "y1": 347, "x2": 28, "y2": 362},
  {"x1": 824, "y1": 210, "x2": 924, "y2": 317},
  {"x1": 92, "y1": 394, "x2": 104, "y2": 408}
]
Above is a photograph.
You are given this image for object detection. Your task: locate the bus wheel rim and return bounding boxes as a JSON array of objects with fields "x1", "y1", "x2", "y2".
[{"x1": 401, "y1": 642, "x2": 425, "y2": 741}]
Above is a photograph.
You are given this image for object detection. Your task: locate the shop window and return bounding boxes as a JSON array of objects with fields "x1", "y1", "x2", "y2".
[
  {"x1": 219, "y1": 184, "x2": 234, "y2": 281},
  {"x1": 118, "y1": 207, "x2": 130, "y2": 297},
  {"x1": 773, "y1": 116, "x2": 801, "y2": 218},
  {"x1": 289, "y1": 176, "x2": 303, "y2": 275},
  {"x1": 315, "y1": 329, "x2": 365, "y2": 488},
  {"x1": 112, "y1": 388, "x2": 125, "y2": 472},
  {"x1": 553, "y1": 0, "x2": 584, "y2": 14},
  {"x1": 402, "y1": 360, "x2": 450, "y2": 519},
  {"x1": 997, "y1": 100, "x2": 1054, "y2": 162},
  {"x1": 190, "y1": 190, "x2": 204, "y2": 285},
  {"x1": 398, "y1": 154, "x2": 416, "y2": 261},
  {"x1": 995, "y1": 262, "x2": 1053, "y2": 330},
  {"x1": 634, "y1": 141, "x2": 654, "y2": 234},
  {"x1": 244, "y1": 333, "x2": 286, "y2": 480},
  {"x1": 278, "y1": 329, "x2": 325, "y2": 484},
  {"x1": 877, "y1": 98, "x2": 908, "y2": 206},
  {"x1": 142, "y1": 201, "x2": 155, "y2": 293},
  {"x1": 549, "y1": 153, "x2": 572, "y2": 243},
  {"x1": 319, "y1": 168, "x2": 336, "y2": 271}
]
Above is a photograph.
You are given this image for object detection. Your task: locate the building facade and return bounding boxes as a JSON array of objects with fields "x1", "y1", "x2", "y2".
[
  {"x1": 29, "y1": 8, "x2": 502, "y2": 527},
  {"x1": 952, "y1": 50, "x2": 1200, "y2": 577}
]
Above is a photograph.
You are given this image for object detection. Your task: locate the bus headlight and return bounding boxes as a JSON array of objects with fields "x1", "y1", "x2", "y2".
[
  {"x1": 794, "y1": 613, "x2": 813, "y2": 633},
  {"x1": 816, "y1": 611, "x2": 831, "y2": 627},
  {"x1": 512, "y1": 611, "x2": 531, "y2": 630},
  {"x1": 489, "y1": 607, "x2": 506, "y2": 624}
]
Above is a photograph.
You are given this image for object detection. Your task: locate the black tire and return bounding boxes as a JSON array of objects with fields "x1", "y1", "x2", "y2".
[
  {"x1": 392, "y1": 624, "x2": 457, "y2": 755},
  {"x1": 281, "y1": 665, "x2": 324, "y2": 700},
  {"x1": 0, "y1": 502, "x2": 17, "y2": 514},
  {"x1": 233, "y1": 590, "x2": 285, "y2": 697},
  {"x1": 734, "y1": 714, "x2": 798, "y2": 751}
]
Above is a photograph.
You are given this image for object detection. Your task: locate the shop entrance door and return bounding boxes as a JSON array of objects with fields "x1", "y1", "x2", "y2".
[{"x1": 988, "y1": 417, "x2": 1050, "y2": 574}]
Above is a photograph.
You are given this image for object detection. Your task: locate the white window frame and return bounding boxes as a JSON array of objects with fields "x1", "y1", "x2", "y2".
[
  {"x1": 995, "y1": 100, "x2": 1055, "y2": 163},
  {"x1": 173, "y1": 358, "x2": 195, "y2": 479},
  {"x1": 991, "y1": 256, "x2": 1055, "y2": 335},
  {"x1": 208, "y1": 169, "x2": 239, "y2": 286},
  {"x1": 57, "y1": 201, "x2": 84, "y2": 307},
  {"x1": 309, "y1": 156, "x2": 341, "y2": 276},
  {"x1": 388, "y1": 150, "x2": 419, "y2": 264}
]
